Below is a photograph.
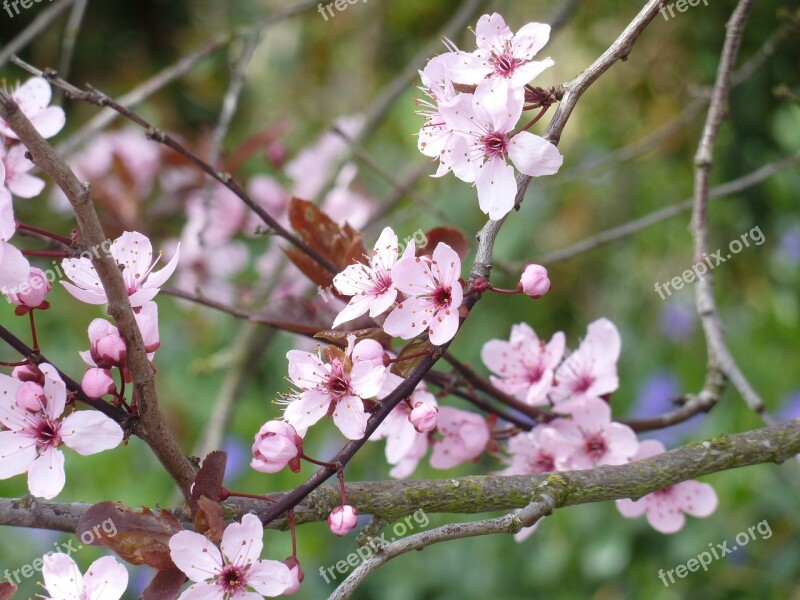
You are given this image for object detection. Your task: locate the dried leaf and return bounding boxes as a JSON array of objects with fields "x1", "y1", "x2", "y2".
[
  {"x1": 142, "y1": 567, "x2": 186, "y2": 600},
  {"x1": 195, "y1": 496, "x2": 226, "y2": 543},
  {"x1": 419, "y1": 227, "x2": 469, "y2": 260},
  {"x1": 189, "y1": 450, "x2": 227, "y2": 515},
  {"x1": 76, "y1": 502, "x2": 183, "y2": 570}
]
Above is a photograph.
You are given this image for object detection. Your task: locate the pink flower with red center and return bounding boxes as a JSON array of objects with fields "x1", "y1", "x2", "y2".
[
  {"x1": 61, "y1": 231, "x2": 180, "y2": 307},
  {"x1": 169, "y1": 513, "x2": 292, "y2": 599},
  {"x1": 282, "y1": 336, "x2": 387, "y2": 440},
  {"x1": 552, "y1": 397, "x2": 638, "y2": 469},
  {"x1": 0, "y1": 78, "x2": 66, "y2": 140},
  {"x1": 501, "y1": 424, "x2": 571, "y2": 475},
  {"x1": 438, "y1": 85, "x2": 562, "y2": 219},
  {"x1": 251, "y1": 421, "x2": 303, "y2": 474},
  {"x1": 332, "y1": 227, "x2": 416, "y2": 328},
  {"x1": 481, "y1": 323, "x2": 565, "y2": 406},
  {"x1": 449, "y1": 13, "x2": 554, "y2": 109},
  {"x1": 41, "y1": 553, "x2": 128, "y2": 600},
  {"x1": 430, "y1": 406, "x2": 490, "y2": 469},
  {"x1": 0, "y1": 363, "x2": 124, "y2": 499},
  {"x1": 616, "y1": 440, "x2": 718, "y2": 533},
  {"x1": 383, "y1": 242, "x2": 463, "y2": 346},
  {"x1": 550, "y1": 318, "x2": 621, "y2": 414}
]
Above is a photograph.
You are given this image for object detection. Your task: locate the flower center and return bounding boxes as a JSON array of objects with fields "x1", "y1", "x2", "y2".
[
  {"x1": 217, "y1": 565, "x2": 247, "y2": 595},
  {"x1": 34, "y1": 417, "x2": 62, "y2": 451},
  {"x1": 583, "y1": 433, "x2": 607, "y2": 460},
  {"x1": 479, "y1": 131, "x2": 509, "y2": 161},
  {"x1": 533, "y1": 452, "x2": 555, "y2": 473},
  {"x1": 327, "y1": 372, "x2": 351, "y2": 398},
  {"x1": 491, "y1": 51, "x2": 519, "y2": 77},
  {"x1": 432, "y1": 286, "x2": 453, "y2": 309}
]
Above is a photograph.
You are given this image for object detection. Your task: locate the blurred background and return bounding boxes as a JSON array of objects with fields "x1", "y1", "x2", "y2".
[{"x1": 1, "y1": 0, "x2": 799, "y2": 598}]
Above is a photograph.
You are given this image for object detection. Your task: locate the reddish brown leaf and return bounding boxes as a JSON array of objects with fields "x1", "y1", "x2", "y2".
[
  {"x1": 419, "y1": 227, "x2": 469, "y2": 260},
  {"x1": 76, "y1": 502, "x2": 183, "y2": 570},
  {"x1": 195, "y1": 496, "x2": 226, "y2": 543},
  {"x1": 142, "y1": 567, "x2": 186, "y2": 600},
  {"x1": 190, "y1": 451, "x2": 227, "y2": 515},
  {"x1": 392, "y1": 339, "x2": 435, "y2": 378},
  {"x1": 0, "y1": 582, "x2": 16, "y2": 600},
  {"x1": 284, "y1": 198, "x2": 366, "y2": 288}
]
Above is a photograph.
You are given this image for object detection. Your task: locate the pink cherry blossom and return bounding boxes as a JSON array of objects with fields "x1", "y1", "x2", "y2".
[
  {"x1": 282, "y1": 557, "x2": 304, "y2": 595},
  {"x1": 519, "y1": 264, "x2": 550, "y2": 298},
  {"x1": 3, "y1": 266, "x2": 51, "y2": 309},
  {"x1": 80, "y1": 302, "x2": 160, "y2": 375},
  {"x1": 251, "y1": 421, "x2": 303, "y2": 474},
  {"x1": 81, "y1": 368, "x2": 117, "y2": 399},
  {"x1": 0, "y1": 363, "x2": 124, "y2": 499},
  {"x1": 0, "y1": 78, "x2": 66, "y2": 140},
  {"x1": 332, "y1": 227, "x2": 416, "y2": 327},
  {"x1": 383, "y1": 242, "x2": 463, "y2": 346},
  {"x1": 430, "y1": 406, "x2": 490, "y2": 469},
  {"x1": 328, "y1": 505, "x2": 358, "y2": 536},
  {"x1": 41, "y1": 553, "x2": 128, "y2": 600},
  {"x1": 169, "y1": 513, "x2": 291, "y2": 599},
  {"x1": 61, "y1": 231, "x2": 180, "y2": 307},
  {"x1": 552, "y1": 397, "x2": 638, "y2": 469},
  {"x1": 550, "y1": 318, "x2": 621, "y2": 413},
  {"x1": 501, "y1": 425, "x2": 571, "y2": 475},
  {"x1": 0, "y1": 187, "x2": 29, "y2": 291},
  {"x1": 282, "y1": 337, "x2": 387, "y2": 440},
  {"x1": 616, "y1": 439, "x2": 718, "y2": 533},
  {"x1": 1, "y1": 142, "x2": 45, "y2": 198},
  {"x1": 439, "y1": 85, "x2": 562, "y2": 219},
  {"x1": 449, "y1": 14, "x2": 554, "y2": 107},
  {"x1": 481, "y1": 323, "x2": 565, "y2": 406},
  {"x1": 409, "y1": 400, "x2": 438, "y2": 433}
]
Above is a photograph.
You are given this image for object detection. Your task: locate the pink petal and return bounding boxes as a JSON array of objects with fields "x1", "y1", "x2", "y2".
[
  {"x1": 82, "y1": 556, "x2": 129, "y2": 600},
  {"x1": 169, "y1": 530, "x2": 223, "y2": 582},
  {"x1": 15, "y1": 77, "x2": 52, "y2": 113},
  {"x1": 0, "y1": 431, "x2": 37, "y2": 478},
  {"x1": 0, "y1": 189, "x2": 14, "y2": 240},
  {"x1": 40, "y1": 363, "x2": 67, "y2": 420},
  {"x1": 283, "y1": 389, "x2": 331, "y2": 432},
  {"x1": 332, "y1": 396, "x2": 368, "y2": 440},
  {"x1": 474, "y1": 13, "x2": 512, "y2": 51},
  {"x1": 177, "y1": 581, "x2": 222, "y2": 600},
  {"x1": 8, "y1": 173, "x2": 45, "y2": 198},
  {"x1": 111, "y1": 231, "x2": 154, "y2": 282},
  {"x1": 349, "y1": 362, "x2": 385, "y2": 399},
  {"x1": 42, "y1": 553, "x2": 84, "y2": 599},
  {"x1": 475, "y1": 157, "x2": 517, "y2": 220},
  {"x1": 28, "y1": 447, "x2": 66, "y2": 499},
  {"x1": 616, "y1": 498, "x2": 647, "y2": 518},
  {"x1": 430, "y1": 242, "x2": 461, "y2": 289},
  {"x1": 286, "y1": 351, "x2": 326, "y2": 389},
  {"x1": 512, "y1": 22, "x2": 551, "y2": 60},
  {"x1": 246, "y1": 560, "x2": 292, "y2": 597},
  {"x1": 646, "y1": 504, "x2": 686, "y2": 534},
  {"x1": 677, "y1": 481, "x2": 718, "y2": 517},
  {"x1": 28, "y1": 106, "x2": 66, "y2": 139},
  {"x1": 508, "y1": 131, "x2": 563, "y2": 177},
  {"x1": 221, "y1": 513, "x2": 264, "y2": 567},
  {"x1": 428, "y1": 309, "x2": 460, "y2": 345},
  {"x1": 61, "y1": 411, "x2": 124, "y2": 455},
  {"x1": 332, "y1": 294, "x2": 373, "y2": 328},
  {"x1": 60, "y1": 280, "x2": 108, "y2": 305},
  {"x1": 0, "y1": 242, "x2": 30, "y2": 289},
  {"x1": 382, "y1": 297, "x2": 429, "y2": 340},
  {"x1": 143, "y1": 243, "x2": 181, "y2": 289}
]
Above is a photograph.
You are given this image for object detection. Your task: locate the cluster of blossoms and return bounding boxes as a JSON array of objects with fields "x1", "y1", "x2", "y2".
[{"x1": 417, "y1": 13, "x2": 563, "y2": 219}]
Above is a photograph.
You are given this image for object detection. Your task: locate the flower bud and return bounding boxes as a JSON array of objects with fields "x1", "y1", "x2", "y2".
[
  {"x1": 328, "y1": 505, "x2": 358, "y2": 536},
  {"x1": 12, "y1": 363, "x2": 44, "y2": 385},
  {"x1": 92, "y1": 333, "x2": 127, "y2": 368},
  {"x1": 409, "y1": 401, "x2": 438, "y2": 433},
  {"x1": 82, "y1": 368, "x2": 117, "y2": 399},
  {"x1": 282, "y1": 556, "x2": 304, "y2": 595},
  {"x1": 519, "y1": 264, "x2": 550, "y2": 299},
  {"x1": 4, "y1": 268, "x2": 51, "y2": 310},
  {"x1": 16, "y1": 382, "x2": 45, "y2": 412},
  {"x1": 251, "y1": 421, "x2": 303, "y2": 474}
]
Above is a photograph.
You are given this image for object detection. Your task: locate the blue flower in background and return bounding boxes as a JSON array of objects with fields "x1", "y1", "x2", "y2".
[
  {"x1": 779, "y1": 390, "x2": 800, "y2": 421},
  {"x1": 777, "y1": 224, "x2": 800, "y2": 264},
  {"x1": 631, "y1": 371, "x2": 703, "y2": 446},
  {"x1": 223, "y1": 436, "x2": 250, "y2": 484},
  {"x1": 659, "y1": 298, "x2": 696, "y2": 342}
]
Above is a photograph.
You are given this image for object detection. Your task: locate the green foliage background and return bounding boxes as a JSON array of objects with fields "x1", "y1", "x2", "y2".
[{"x1": 1, "y1": 0, "x2": 799, "y2": 598}]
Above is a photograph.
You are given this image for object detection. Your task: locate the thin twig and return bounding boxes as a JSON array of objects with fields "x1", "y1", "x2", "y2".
[{"x1": 53, "y1": 0, "x2": 88, "y2": 104}]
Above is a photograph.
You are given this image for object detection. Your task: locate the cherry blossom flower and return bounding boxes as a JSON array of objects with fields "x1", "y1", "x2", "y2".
[
  {"x1": 481, "y1": 323, "x2": 565, "y2": 406},
  {"x1": 1, "y1": 142, "x2": 45, "y2": 198},
  {"x1": 251, "y1": 421, "x2": 303, "y2": 474},
  {"x1": 383, "y1": 242, "x2": 463, "y2": 346},
  {"x1": 282, "y1": 337, "x2": 387, "y2": 440},
  {"x1": 409, "y1": 400, "x2": 438, "y2": 433},
  {"x1": 169, "y1": 513, "x2": 292, "y2": 599},
  {"x1": 552, "y1": 397, "x2": 638, "y2": 469},
  {"x1": 430, "y1": 407, "x2": 490, "y2": 469},
  {"x1": 550, "y1": 318, "x2": 621, "y2": 413},
  {"x1": 449, "y1": 13, "x2": 554, "y2": 108},
  {"x1": 439, "y1": 86, "x2": 562, "y2": 219},
  {"x1": 328, "y1": 505, "x2": 358, "y2": 536},
  {"x1": 81, "y1": 368, "x2": 117, "y2": 399},
  {"x1": 0, "y1": 185, "x2": 29, "y2": 291},
  {"x1": 61, "y1": 231, "x2": 179, "y2": 307},
  {"x1": 0, "y1": 78, "x2": 66, "y2": 140},
  {"x1": 616, "y1": 440, "x2": 718, "y2": 533},
  {"x1": 0, "y1": 363, "x2": 124, "y2": 499},
  {"x1": 332, "y1": 227, "x2": 416, "y2": 327},
  {"x1": 282, "y1": 557, "x2": 304, "y2": 595},
  {"x1": 501, "y1": 425, "x2": 571, "y2": 475},
  {"x1": 3, "y1": 266, "x2": 51, "y2": 310},
  {"x1": 518, "y1": 264, "x2": 550, "y2": 298},
  {"x1": 41, "y1": 553, "x2": 128, "y2": 600}
]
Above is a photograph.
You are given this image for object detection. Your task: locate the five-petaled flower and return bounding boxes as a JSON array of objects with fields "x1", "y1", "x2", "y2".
[{"x1": 41, "y1": 553, "x2": 128, "y2": 600}]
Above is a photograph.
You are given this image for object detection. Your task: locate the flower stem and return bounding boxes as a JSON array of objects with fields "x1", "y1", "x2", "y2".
[{"x1": 16, "y1": 222, "x2": 74, "y2": 246}]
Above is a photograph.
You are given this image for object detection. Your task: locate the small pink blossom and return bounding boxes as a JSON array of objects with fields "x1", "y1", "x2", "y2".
[
  {"x1": 481, "y1": 323, "x2": 565, "y2": 406},
  {"x1": 332, "y1": 227, "x2": 416, "y2": 327},
  {"x1": 169, "y1": 513, "x2": 291, "y2": 599},
  {"x1": 3, "y1": 267, "x2": 51, "y2": 309},
  {"x1": 502, "y1": 425, "x2": 571, "y2": 475},
  {"x1": 0, "y1": 78, "x2": 66, "y2": 140},
  {"x1": 409, "y1": 401, "x2": 438, "y2": 433},
  {"x1": 552, "y1": 397, "x2": 638, "y2": 469},
  {"x1": 81, "y1": 368, "x2": 117, "y2": 399},
  {"x1": 251, "y1": 421, "x2": 303, "y2": 474},
  {"x1": 328, "y1": 505, "x2": 358, "y2": 536},
  {"x1": 0, "y1": 187, "x2": 29, "y2": 291},
  {"x1": 430, "y1": 407, "x2": 490, "y2": 469},
  {"x1": 383, "y1": 242, "x2": 463, "y2": 346},
  {"x1": 282, "y1": 556, "x2": 304, "y2": 595},
  {"x1": 61, "y1": 231, "x2": 179, "y2": 307},
  {"x1": 282, "y1": 337, "x2": 387, "y2": 440},
  {"x1": 16, "y1": 381, "x2": 45, "y2": 412},
  {"x1": 80, "y1": 303, "x2": 160, "y2": 373},
  {"x1": 41, "y1": 553, "x2": 128, "y2": 600},
  {"x1": 1, "y1": 142, "x2": 45, "y2": 199},
  {"x1": 550, "y1": 318, "x2": 621, "y2": 413},
  {"x1": 0, "y1": 363, "x2": 124, "y2": 499},
  {"x1": 616, "y1": 440, "x2": 718, "y2": 533},
  {"x1": 519, "y1": 264, "x2": 550, "y2": 298}
]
